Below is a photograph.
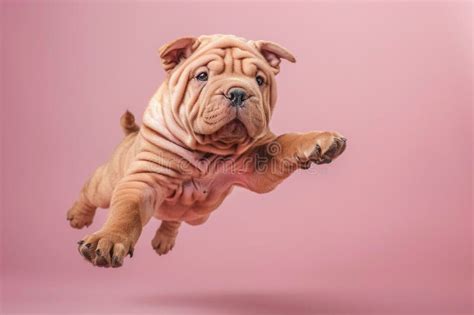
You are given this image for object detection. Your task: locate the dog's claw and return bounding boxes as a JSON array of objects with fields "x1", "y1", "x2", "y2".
[
  {"x1": 300, "y1": 161, "x2": 312, "y2": 169},
  {"x1": 112, "y1": 255, "x2": 123, "y2": 268},
  {"x1": 95, "y1": 255, "x2": 109, "y2": 267}
]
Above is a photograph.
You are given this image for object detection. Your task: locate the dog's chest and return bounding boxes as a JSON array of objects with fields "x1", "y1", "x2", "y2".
[
  {"x1": 156, "y1": 173, "x2": 236, "y2": 222},
  {"x1": 179, "y1": 177, "x2": 216, "y2": 203}
]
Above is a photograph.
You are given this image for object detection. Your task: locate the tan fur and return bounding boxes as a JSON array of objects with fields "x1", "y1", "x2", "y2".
[{"x1": 68, "y1": 35, "x2": 346, "y2": 268}]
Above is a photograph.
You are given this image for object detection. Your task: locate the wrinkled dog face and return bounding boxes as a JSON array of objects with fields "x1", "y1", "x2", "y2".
[{"x1": 159, "y1": 35, "x2": 296, "y2": 150}]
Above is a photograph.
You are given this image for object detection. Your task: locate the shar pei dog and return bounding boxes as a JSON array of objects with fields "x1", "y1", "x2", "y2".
[{"x1": 67, "y1": 34, "x2": 347, "y2": 268}]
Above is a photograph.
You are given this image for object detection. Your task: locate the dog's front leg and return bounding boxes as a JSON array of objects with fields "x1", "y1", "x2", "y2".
[
  {"x1": 78, "y1": 173, "x2": 163, "y2": 268},
  {"x1": 242, "y1": 131, "x2": 347, "y2": 193}
]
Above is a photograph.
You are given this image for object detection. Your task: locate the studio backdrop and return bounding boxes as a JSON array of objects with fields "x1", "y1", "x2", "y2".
[{"x1": 1, "y1": 1, "x2": 472, "y2": 314}]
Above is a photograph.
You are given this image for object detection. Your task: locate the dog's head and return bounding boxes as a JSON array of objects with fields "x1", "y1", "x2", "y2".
[{"x1": 149, "y1": 34, "x2": 295, "y2": 154}]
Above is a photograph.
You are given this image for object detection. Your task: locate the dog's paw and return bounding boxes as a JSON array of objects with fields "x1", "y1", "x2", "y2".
[
  {"x1": 298, "y1": 132, "x2": 347, "y2": 168},
  {"x1": 67, "y1": 202, "x2": 96, "y2": 229},
  {"x1": 78, "y1": 230, "x2": 134, "y2": 268},
  {"x1": 151, "y1": 230, "x2": 176, "y2": 256}
]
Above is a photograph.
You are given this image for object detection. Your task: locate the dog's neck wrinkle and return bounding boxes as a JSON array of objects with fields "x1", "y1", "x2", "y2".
[
  {"x1": 139, "y1": 126, "x2": 246, "y2": 182},
  {"x1": 142, "y1": 116, "x2": 203, "y2": 173},
  {"x1": 141, "y1": 102, "x2": 237, "y2": 177}
]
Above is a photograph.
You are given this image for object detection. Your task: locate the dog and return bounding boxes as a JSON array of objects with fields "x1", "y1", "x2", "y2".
[{"x1": 67, "y1": 34, "x2": 346, "y2": 268}]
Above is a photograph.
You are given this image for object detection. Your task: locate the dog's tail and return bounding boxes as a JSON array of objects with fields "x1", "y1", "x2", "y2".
[{"x1": 120, "y1": 110, "x2": 140, "y2": 135}]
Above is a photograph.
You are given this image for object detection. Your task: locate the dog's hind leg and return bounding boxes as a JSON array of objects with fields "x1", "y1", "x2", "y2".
[
  {"x1": 68, "y1": 111, "x2": 139, "y2": 229},
  {"x1": 67, "y1": 164, "x2": 112, "y2": 229}
]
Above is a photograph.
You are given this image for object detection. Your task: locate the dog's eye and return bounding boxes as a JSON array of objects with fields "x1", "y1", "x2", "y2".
[
  {"x1": 256, "y1": 75, "x2": 265, "y2": 86},
  {"x1": 196, "y1": 72, "x2": 208, "y2": 81}
]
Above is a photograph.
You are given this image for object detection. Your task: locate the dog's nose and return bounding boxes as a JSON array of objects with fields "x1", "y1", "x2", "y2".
[{"x1": 227, "y1": 88, "x2": 247, "y2": 107}]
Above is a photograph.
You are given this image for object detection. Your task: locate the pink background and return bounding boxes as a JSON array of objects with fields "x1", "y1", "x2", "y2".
[{"x1": 1, "y1": 1, "x2": 472, "y2": 314}]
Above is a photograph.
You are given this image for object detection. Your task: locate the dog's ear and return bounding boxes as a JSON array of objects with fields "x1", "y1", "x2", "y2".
[
  {"x1": 159, "y1": 37, "x2": 199, "y2": 72},
  {"x1": 254, "y1": 40, "x2": 296, "y2": 73}
]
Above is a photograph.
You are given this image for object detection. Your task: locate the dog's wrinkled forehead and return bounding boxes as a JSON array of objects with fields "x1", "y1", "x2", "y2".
[
  {"x1": 204, "y1": 47, "x2": 262, "y2": 77},
  {"x1": 159, "y1": 34, "x2": 296, "y2": 74}
]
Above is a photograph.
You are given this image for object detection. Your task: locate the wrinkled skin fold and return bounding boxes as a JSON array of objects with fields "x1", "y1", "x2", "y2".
[{"x1": 67, "y1": 35, "x2": 347, "y2": 268}]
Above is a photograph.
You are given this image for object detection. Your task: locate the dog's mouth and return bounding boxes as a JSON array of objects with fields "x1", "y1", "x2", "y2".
[{"x1": 211, "y1": 119, "x2": 249, "y2": 144}]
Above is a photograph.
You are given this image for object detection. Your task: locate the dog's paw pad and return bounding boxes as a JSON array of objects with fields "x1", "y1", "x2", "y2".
[
  {"x1": 318, "y1": 136, "x2": 346, "y2": 163},
  {"x1": 307, "y1": 133, "x2": 347, "y2": 166}
]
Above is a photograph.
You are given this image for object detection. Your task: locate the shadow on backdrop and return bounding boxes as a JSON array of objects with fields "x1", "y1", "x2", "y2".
[{"x1": 139, "y1": 291, "x2": 363, "y2": 315}]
